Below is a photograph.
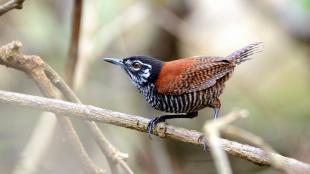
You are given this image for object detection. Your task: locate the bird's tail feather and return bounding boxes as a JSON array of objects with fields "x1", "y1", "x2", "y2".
[{"x1": 226, "y1": 42, "x2": 263, "y2": 65}]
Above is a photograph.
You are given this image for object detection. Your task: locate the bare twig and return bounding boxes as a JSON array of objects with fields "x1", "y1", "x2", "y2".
[
  {"x1": 0, "y1": 0, "x2": 25, "y2": 16},
  {"x1": 76, "y1": 1, "x2": 149, "y2": 86},
  {"x1": 203, "y1": 110, "x2": 248, "y2": 174},
  {"x1": 11, "y1": 0, "x2": 91, "y2": 172},
  {"x1": 204, "y1": 110, "x2": 307, "y2": 174},
  {"x1": 222, "y1": 126, "x2": 294, "y2": 173},
  {"x1": 0, "y1": 40, "x2": 133, "y2": 173},
  {"x1": 0, "y1": 90, "x2": 309, "y2": 173},
  {"x1": 0, "y1": 41, "x2": 104, "y2": 174},
  {"x1": 63, "y1": 0, "x2": 132, "y2": 170},
  {"x1": 64, "y1": 0, "x2": 133, "y2": 173},
  {"x1": 205, "y1": 127, "x2": 232, "y2": 174},
  {"x1": 65, "y1": 0, "x2": 83, "y2": 87}
]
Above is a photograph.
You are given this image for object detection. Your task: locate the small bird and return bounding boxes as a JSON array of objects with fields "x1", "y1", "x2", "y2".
[{"x1": 102, "y1": 42, "x2": 262, "y2": 136}]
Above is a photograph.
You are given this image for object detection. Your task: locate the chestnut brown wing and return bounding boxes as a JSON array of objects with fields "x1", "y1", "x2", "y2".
[
  {"x1": 183, "y1": 57, "x2": 235, "y2": 93},
  {"x1": 155, "y1": 57, "x2": 235, "y2": 95}
]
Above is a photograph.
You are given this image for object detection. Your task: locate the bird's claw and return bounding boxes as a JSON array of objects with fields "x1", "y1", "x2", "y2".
[
  {"x1": 203, "y1": 139, "x2": 209, "y2": 151},
  {"x1": 147, "y1": 117, "x2": 163, "y2": 139}
]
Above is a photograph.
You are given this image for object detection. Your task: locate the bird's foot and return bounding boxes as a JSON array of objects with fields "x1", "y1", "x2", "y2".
[
  {"x1": 198, "y1": 135, "x2": 209, "y2": 151},
  {"x1": 203, "y1": 139, "x2": 209, "y2": 152},
  {"x1": 147, "y1": 116, "x2": 166, "y2": 139}
]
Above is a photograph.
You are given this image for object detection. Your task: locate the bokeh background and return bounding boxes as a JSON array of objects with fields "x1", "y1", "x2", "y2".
[{"x1": 0, "y1": 0, "x2": 310, "y2": 173}]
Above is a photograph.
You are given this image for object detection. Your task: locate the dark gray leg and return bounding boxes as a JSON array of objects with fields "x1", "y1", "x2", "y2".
[{"x1": 147, "y1": 112, "x2": 198, "y2": 138}]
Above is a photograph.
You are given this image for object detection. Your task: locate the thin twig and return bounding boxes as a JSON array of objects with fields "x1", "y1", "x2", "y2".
[
  {"x1": 0, "y1": 0, "x2": 25, "y2": 16},
  {"x1": 0, "y1": 90, "x2": 309, "y2": 173},
  {"x1": 0, "y1": 41, "x2": 104, "y2": 174},
  {"x1": 64, "y1": 0, "x2": 133, "y2": 172},
  {"x1": 63, "y1": 0, "x2": 131, "y2": 167},
  {"x1": 76, "y1": 1, "x2": 149, "y2": 86},
  {"x1": 65, "y1": 0, "x2": 83, "y2": 87},
  {"x1": 222, "y1": 126, "x2": 294, "y2": 173},
  {"x1": 203, "y1": 111, "x2": 248, "y2": 174},
  {"x1": 204, "y1": 110, "x2": 306, "y2": 174},
  {"x1": 205, "y1": 127, "x2": 232, "y2": 174}
]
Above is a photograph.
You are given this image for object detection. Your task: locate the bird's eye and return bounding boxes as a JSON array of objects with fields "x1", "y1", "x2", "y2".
[{"x1": 132, "y1": 62, "x2": 141, "y2": 70}]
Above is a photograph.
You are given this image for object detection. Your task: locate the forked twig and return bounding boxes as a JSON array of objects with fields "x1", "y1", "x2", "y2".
[{"x1": 0, "y1": 41, "x2": 105, "y2": 174}]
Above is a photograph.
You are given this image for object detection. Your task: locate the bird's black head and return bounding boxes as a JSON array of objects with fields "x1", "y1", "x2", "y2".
[{"x1": 102, "y1": 56, "x2": 163, "y2": 87}]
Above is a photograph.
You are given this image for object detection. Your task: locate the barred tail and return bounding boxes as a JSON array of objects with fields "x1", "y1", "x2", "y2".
[{"x1": 226, "y1": 42, "x2": 263, "y2": 65}]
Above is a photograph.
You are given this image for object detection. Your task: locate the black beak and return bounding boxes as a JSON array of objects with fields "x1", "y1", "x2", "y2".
[{"x1": 101, "y1": 58, "x2": 124, "y2": 66}]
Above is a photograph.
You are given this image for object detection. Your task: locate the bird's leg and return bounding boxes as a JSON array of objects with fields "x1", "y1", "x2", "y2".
[
  {"x1": 203, "y1": 98, "x2": 221, "y2": 151},
  {"x1": 147, "y1": 112, "x2": 198, "y2": 138},
  {"x1": 211, "y1": 98, "x2": 221, "y2": 119},
  {"x1": 202, "y1": 107, "x2": 220, "y2": 152},
  {"x1": 213, "y1": 108, "x2": 220, "y2": 120}
]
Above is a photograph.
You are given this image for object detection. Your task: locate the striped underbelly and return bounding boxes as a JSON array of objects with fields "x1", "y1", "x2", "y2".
[
  {"x1": 140, "y1": 74, "x2": 229, "y2": 113},
  {"x1": 149, "y1": 85, "x2": 224, "y2": 113}
]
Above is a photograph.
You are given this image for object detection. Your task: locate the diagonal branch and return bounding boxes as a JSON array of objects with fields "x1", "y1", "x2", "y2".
[
  {"x1": 0, "y1": 0, "x2": 25, "y2": 16},
  {"x1": 0, "y1": 40, "x2": 133, "y2": 173},
  {"x1": 0, "y1": 41, "x2": 104, "y2": 173},
  {"x1": 0, "y1": 90, "x2": 309, "y2": 174},
  {"x1": 45, "y1": 62, "x2": 133, "y2": 173}
]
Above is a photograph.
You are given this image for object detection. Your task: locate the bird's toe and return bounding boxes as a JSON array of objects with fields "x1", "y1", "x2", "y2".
[{"x1": 146, "y1": 117, "x2": 163, "y2": 139}]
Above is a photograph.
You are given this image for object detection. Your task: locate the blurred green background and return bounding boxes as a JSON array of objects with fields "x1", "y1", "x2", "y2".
[{"x1": 0, "y1": 0, "x2": 309, "y2": 173}]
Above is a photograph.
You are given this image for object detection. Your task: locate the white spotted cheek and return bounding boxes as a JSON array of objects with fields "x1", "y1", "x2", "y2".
[
  {"x1": 128, "y1": 73, "x2": 140, "y2": 87},
  {"x1": 141, "y1": 69, "x2": 151, "y2": 79},
  {"x1": 126, "y1": 67, "x2": 151, "y2": 87}
]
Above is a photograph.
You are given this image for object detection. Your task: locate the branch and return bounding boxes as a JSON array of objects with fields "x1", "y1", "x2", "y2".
[
  {"x1": 0, "y1": 41, "x2": 133, "y2": 173},
  {"x1": 0, "y1": 41, "x2": 104, "y2": 173},
  {"x1": 222, "y1": 126, "x2": 292, "y2": 173},
  {"x1": 0, "y1": 0, "x2": 25, "y2": 16},
  {"x1": 63, "y1": 1, "x2": 133, "y2": 172},
  {"x1": 203, "y1": 110, "x2": 309, "y2": 174},
  {"x1": 45, "y1": 60, "x2": 133, "y2": 173},
  {"x1": 64, "y1": 1, "x2": 133, "y2": 173},
  {"x1": 0, "y1": 90, "x2": 309, "y2": 173},
  {"x1": 1, "y1": 41, "x2": 309, "y2": 173}
]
